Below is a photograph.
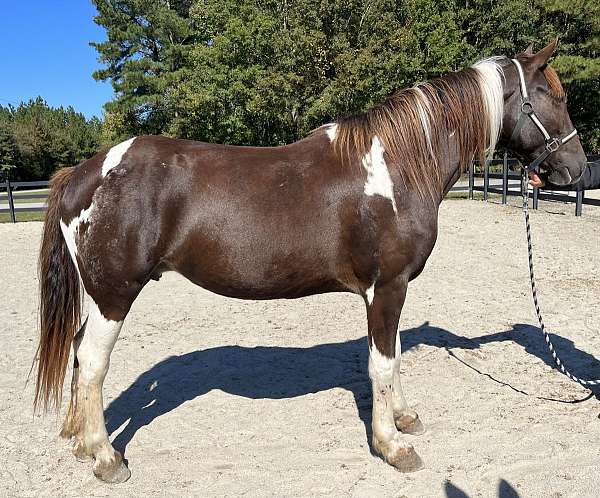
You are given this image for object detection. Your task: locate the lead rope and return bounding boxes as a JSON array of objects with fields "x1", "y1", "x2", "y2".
[{"x1": 521, "y1": 171, "x2": 600, "y2": 387}]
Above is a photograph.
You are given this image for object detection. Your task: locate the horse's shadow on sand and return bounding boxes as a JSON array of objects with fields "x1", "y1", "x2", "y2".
[{"x1": 105, "y1": 322, "x2": 600, "y2": 456}]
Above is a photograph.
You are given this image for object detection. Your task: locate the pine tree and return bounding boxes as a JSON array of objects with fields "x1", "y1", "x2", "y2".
[{"x1": 91, "y1": 0, "x2": 195, "y2": 139}]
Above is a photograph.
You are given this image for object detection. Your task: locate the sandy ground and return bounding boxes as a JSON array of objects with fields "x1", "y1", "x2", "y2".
[{"x1": 1, "y1": 198, "x2": 599, "y2": 498}]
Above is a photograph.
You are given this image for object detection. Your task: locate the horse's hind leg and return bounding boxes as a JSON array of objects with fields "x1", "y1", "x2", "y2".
[
  {"x1": 366, "y1": 276, "x2": 423, "y2": 472},
  {"x1": 61, "y1": 318, "x2": 91, "y2": 462},
  {"x1": 60, "y1": 299, "x2": 130, "y2": 483}
]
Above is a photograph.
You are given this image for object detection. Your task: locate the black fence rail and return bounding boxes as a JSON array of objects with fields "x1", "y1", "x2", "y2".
[
  {"x1": 464, "y1": 152, "x2": 600, "y2": 216},
  {"x1": 1, "y1": 154, "x2": 599, "y2": 222},
  {"x1": 0, "y1": 179, "x2": 49, "y2": 222}
]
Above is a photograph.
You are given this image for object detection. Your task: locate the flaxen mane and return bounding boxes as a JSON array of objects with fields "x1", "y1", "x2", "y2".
[{"x1": 332, "y1": 59, "x2": 505, "y2": 200}]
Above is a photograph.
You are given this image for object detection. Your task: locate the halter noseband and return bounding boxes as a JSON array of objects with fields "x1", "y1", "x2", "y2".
[{"x1": 508, "y1": 58, "x2": 578, "y2": 172}]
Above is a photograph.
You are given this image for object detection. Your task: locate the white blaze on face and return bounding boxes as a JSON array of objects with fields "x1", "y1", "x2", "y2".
[
  {"x1": 101, "y1": 137, "x2": 137, "y2": 177},
  {"x1": 362, "y1": 136, "x2": 397, "y2": 214}
]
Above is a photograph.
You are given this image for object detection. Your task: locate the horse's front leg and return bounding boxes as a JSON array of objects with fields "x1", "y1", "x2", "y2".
[
  {"x1": 366, "y1": 276, "x2": 423, "y2": 472},
  {"x1": 391, "y1": 330, "x2": 425, "y2": 436}
]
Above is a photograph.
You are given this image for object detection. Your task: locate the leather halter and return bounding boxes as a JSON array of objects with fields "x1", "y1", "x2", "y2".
[{"x1": 508, "y1": 58, "x2": 578, "y2": 172}]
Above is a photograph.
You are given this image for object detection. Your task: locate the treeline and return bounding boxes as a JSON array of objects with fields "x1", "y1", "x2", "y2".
[
  {"x1": 93, "y1": 0, "x2": 600, "y2": 151},
  {"x1": 2, "y1": 1, "x2": 599, "y2": 182},
  {"x1": 0, "y1": 98, "x2": 102, "y2": 181}
]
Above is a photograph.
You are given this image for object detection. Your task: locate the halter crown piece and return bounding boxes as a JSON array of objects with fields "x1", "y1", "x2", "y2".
[{"x1": 508, "y1": 59, "x2": 578, "y2": 172}]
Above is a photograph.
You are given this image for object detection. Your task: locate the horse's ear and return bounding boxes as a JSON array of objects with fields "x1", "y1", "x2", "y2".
[
  {"x1": 524, "y1": 44, "x2": 534, "y2": 56},
  {"x1": 530, "y1": 37, "x2": 559, "y2": 69}
]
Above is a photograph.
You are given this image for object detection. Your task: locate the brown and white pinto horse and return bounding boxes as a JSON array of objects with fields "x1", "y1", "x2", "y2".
[{"x1": 35, "y1": 40, "x2": 585, "y2": 482}]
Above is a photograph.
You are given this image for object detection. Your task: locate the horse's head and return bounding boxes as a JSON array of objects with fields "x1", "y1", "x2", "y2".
[{"x1": 502, "y1": 39, "x2": 586, "y2": 186}]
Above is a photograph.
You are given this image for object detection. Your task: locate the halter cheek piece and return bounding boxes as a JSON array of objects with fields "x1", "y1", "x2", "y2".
[{"x1": 508, "y1": 59, "x2": 578, "y2": 173}]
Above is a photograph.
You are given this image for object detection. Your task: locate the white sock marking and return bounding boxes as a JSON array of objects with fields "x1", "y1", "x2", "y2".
[
  {"x1": 77, "y1": 299, "x2": 123, "y2": 385},
  {"x1": 395, "y1": 326, "x2": 402, "y2": 359},
  {"x1": 369, "y1": 343, "x2": 394, "y2": 385},
  {"x1": 362, "y1": 136, "x2": 397, "y2": 214},
  {"x1": 101, "y1": 137, "x2": 136, "y2": 177}
]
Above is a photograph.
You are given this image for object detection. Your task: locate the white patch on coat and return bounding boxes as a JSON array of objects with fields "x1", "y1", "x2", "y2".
[
  {"x1": 366, "y1": 283, "x2": 375, "y2": 305},
  {"x1": 362, "y1": 136, "x2": 397, "y2": 214},
  {"x1": 59, "y1": 202, "x2": 95, "y2": 275},
  {"x1": 325, "y1": 123, "x2": 338, "y2": 142},
  {"x1": 79, "y1": 202, "x2": 95, "y2": 224},
  {"x1": 472, "y1": 58, "x2": 504, "y2": 159},
  {"x1": 395, "y1": 326, "x2": 402, "y2": 359},
  {"x1": 77, "y1": 299, "x2": 124, "y2": 386},
  {"x1": 368, "y1": 342, "x2": 394, "y2": 385},
  {"x1": 101, "y1": 137, "x2": 136, "y2": 177}
]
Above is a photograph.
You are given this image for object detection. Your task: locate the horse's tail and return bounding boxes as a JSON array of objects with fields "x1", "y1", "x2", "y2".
[{"x1": 34, "y1": 166, "x2": 81, "y2": 411}]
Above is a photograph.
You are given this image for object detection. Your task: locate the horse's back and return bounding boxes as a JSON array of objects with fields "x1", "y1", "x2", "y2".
[{"x1": 58, "y1": 133, "x2": 361, "y2": 303}]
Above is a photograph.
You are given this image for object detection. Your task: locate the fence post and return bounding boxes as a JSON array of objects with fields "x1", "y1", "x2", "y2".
[
  {"x1": 483, "y1": 160, "x2": 489, "y2": 201},
  {"x1": 502, "y1": 151, "x2": 508, "y2": 204},
  {"x1": 576, "y1": 190, "x2": 584, "y2": 216},
  {"x1": 532, "y1": 187, "x2": 539, "y2": 210},
  {"x1": 6, "y1": 178, "x2": 16, "y2": 223},
  {"x1": 468, "y1": 161, "x2": 474, "y2": 200},
  {"x1": 520, "y1": 169, "x2": 524, "y2": 198}
]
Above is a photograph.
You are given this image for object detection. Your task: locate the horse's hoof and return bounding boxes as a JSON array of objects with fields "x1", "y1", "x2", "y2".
[
  {"x1": 395, "y1": 413, "x2": 426, "y2": 436},
  {"x1": 93, "y1": 453, "x2": 131, "y2": 484},
  {"x1": 373, "y1": 434, "x2": 424, "y2": 473},
  {"x1": 388, "y1": 445, "x2": 424, "y2": 473}
]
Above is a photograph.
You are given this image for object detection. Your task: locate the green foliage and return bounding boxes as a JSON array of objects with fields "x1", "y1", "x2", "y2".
[
  {"x1": 0, "y1": 121, "x2": 19, "y2": 176},
  {"x1": 92, "y1": 0, "x2": 195, "y2": 139},
  {"x1": 0, "y1": 98, "x2": 102, "y2": 181},
  {"x1": 93, "y1": 0, "x2": 600, "y2": 151}
]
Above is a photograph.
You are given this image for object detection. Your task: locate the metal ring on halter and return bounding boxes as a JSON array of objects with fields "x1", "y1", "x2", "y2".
[
  {"x1": 521, "y1": 101, "x2": 534, "y2": 114},
  {"x1": 545, "y1": 138, "x2": 560, "y2": 153}
]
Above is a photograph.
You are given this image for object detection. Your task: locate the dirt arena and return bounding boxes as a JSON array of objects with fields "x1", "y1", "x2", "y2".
[{"x1": 2, "y1": 198, "x2": 599, "y2": 498}]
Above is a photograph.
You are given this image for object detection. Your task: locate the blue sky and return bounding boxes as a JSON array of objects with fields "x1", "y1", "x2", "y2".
[{"x1": 0, "y1": 1, "x2": 113, "y2": 119}]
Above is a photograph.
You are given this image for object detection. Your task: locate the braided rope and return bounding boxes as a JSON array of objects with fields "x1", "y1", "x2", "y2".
[{"x1": 521, "y1": 171, "x2": 600, "y2": 386}]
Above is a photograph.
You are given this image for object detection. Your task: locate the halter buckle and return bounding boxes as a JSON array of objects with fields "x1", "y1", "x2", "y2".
[
  {"x1": 521, "y1": 100, "x2": 534, "y2": 115},
  {"x1": 545, "y1": 138, "x2": 560, "y2": 153}
]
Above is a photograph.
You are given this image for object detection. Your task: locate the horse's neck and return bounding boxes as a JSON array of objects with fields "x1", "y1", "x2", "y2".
[{"x1": 434, "y1": 131, "x2": 467, "y2": 200}]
